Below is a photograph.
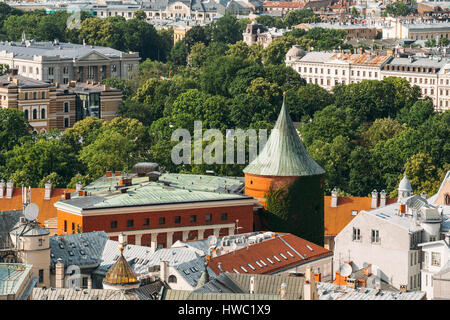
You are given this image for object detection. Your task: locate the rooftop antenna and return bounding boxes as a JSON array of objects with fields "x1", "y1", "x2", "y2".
[{"x1": 235, "y1": 219, "x2": 243, "y2": 234}]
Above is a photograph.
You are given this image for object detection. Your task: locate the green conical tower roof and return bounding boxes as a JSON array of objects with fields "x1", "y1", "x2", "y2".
[{"x1": 243, "y1": 95, "x2": 325, "y2": 177}]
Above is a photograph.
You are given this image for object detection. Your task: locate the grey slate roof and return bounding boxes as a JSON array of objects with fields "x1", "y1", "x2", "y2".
[
  {"x1": 174, "y1": 257, "x2": 215, "y2": 288},
  {"x1": 0, "y1": 75, "x2": 52, "y2": 89},
  {"x1": 243, "y1": 97, "x2": 325, "y2": 177},
  {"x1": 161, "y1": 289, "x2": 280, "y2": 300},
  {"x1": 49, "y1": 231, "x2": 108, "y2": 271},
  {"x1": 10, "y1": 221, "x2": 50, "y2": 237},
  {"x1": 127, "y1": 280, "x2": 169, "y2": 300},
  {"x1": 32, "y1": 287, "x2": 137, "y2": 300},
  {"x1": 0, "y1": 210, "x2": 22, "y2": 246}
]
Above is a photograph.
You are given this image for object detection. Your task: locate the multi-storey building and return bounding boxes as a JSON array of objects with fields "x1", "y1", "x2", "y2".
[
  {"x1": 295, "y1": 22, "x2": 380, "y2": 39},
  {"x1": 287, "y1": 48, "x2": 450, "y2": 111},
  {"x1": 243, "y1": 21, "x2": 286, "y2": 48},
  {"x1": 53, "y1": 169, "x2": 256, "y2": 251},
  {"x1": 286, "y1": 50, "x2": 390, "y2": 89},
  {"x1": 382, "y1": 20, "x2": 450, "y2": 40},
  {"x1": 0, "y1": 38, "x2": 140, "y2": 84},
  {"x1": 0, "y1": 72, "x2": 122, "y2": 133},
  {"x1": 333, "y1": 174, "x2": 450, "y2": 293}
]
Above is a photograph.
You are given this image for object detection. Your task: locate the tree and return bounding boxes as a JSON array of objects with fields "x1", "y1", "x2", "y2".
[
  {"x1": 425, "y1": 38, "x2": 436, "y2": 48},
  {"x1": 0, "y1": 108, "x2": 32, "y2": 153},
  {"x1": 134, "y1": 10, "x2": 146, "y2": 21},
  {"x1": 291, "y1": 83, "x2": 333, "y2": 121},
  {"x1": 397, "y1": 99, "x2": 435, "y2": 128},
  {"x1": 38, "y1": 172, "x2": 65, "y2": 188},
  {"x1": 61, "y1": 117, "x2": 104, "y2": 151},
  {"x1": 403, "y1": 152, "x2": 442, "y2": 196},
  {"x1": 351, "y1": 7, "x2": 359, "y2": 17},
  {"x1": 439, "y1": 37, "x2": 450, "y2": 47},
  {"x1": 262, "y1": 37, "x2": 297, "y2": 65},
  {"x1": 207, "y1": 14, "x2": 242, "y2": 44},
  {"x1": 283, "y1": 9, "x2": 319, "y2": 27},
  {"x1": 184, "y1": 25, "x2": 209, "y2": 48},
  {"x1": 0, "y1": 64, "x2": 10, "y2": 76},
  {"x1": 361, "y1": 118, "x2": 406, "y2": 149},
  {"x1": 79, "y1": 130, "x2": 139, "y2": 179},
  {"x1": 169, "y1": 41, "x2": 188, "y2": 66}
]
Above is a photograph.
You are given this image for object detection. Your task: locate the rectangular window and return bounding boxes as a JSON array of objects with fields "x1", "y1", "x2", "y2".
[
  {"x1": 72, "y1": 222, "x2": 75, "y2": 233},
  {"x1": 64, "y1": 220, "x2": 67, "y2": 233},
  {"x1": 64, "y1": 102, "x2": 69, "y2": 113},
  {"x1": 64, "y1": 117, "x2": 69, "y2": 128},
  {"x1": 159, "y1": 217, "x2": 165, "y2": 225},
  {"x1": 24, "y1": 92, "x2": 28, "y2": 100},
  {"x1": 221, "y1": 213, "x2": 228, "y2": 221},
  {"x1": 110, "y1": 220, "x2": 118, "y2": 229},
  {"x1": 174, "y1": 216, "x2": 181, "y2": 224},
  {"x1": 190, "y1": 215, "x2": 197, "y2": 223},
  {"x1": 351, "y1": 210, "x2": 358, "y2": 216},
  {"x1": 205, "y1": 214, "x2": 212, "y2": 222},
  {"x1": 352, "y1": 227, "x2": 361, "y2": 241},
  {"x1": 49, "y1": 67, "x2": 54, "y2": 76},
  {"x1": 431, "y1": 252, "x2": 441, "y2": 266},
  {"x1": 41, "y1": 92, "x2": 45, "y2": 99},
  {"x1": 143, "y1": 218, "x2": 149, "y2": 226},
  {"x1": 371, "y1": 229, "x2": 380, "y2": 243},
  {"x1": 127, "y1": 219, "x2": 134, "y2": 227},
  {"x1": 39, "y1": 269, "x2": 44, "y2": 283},
  {"x1": 38, "y1": 239, "x2": 43, "y2": 246}
]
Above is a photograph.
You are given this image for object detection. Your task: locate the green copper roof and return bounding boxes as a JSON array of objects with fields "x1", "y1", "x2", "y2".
[{"x1": 243, "y1": 96, "x2": 325, "y2": 177}]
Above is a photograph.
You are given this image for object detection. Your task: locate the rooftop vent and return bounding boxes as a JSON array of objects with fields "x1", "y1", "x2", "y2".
[{"x1": 132, "y1": 162, "x2": 159, "y2": 177}]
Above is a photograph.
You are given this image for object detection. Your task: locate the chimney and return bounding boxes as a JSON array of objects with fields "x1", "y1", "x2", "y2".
[
  {"x1": 0, "y1": 179, "x2": 5, "y2": 198},
  {"x1": 420, "y1": 191, "x2": 428, "y2": 199},
  {"x1": 55, "y1": 258, "x2": 65, "y2": 288},
  {"x1": 6, "y1": 180, "x2": 13, "y2": 199},
  {"x1": 87, "y1": 277, "x2": 92, "y2": 289},
  {"x1": 160, "y1": 260, "x2": 168, "y2": 282},
  {"x1": 76, "y1": 182, "x2": 83, "y2": 192},
  {"x1": 303, "y1": 267, "x2": 319, "y2": 300},
  {"x1": 399, "y1": 285, "x2": 407, "y2": 293},
  {"x1": 105, "y1": 170, "x2": 112, "y2": 177},
  {"x1": 371, "y1": 189, "x2": 378, "y2": 209},
  {"x1": 379, "y1": 190, "x2": 386, "y2": 207},
  {"x1": 364, "y1": 264, "x2": 372, "y2": 276},
  {"x1": 250, "y1": 276, "x2": 256, "y2": 294},
  {"x1": 13, "y1": 78, "x2": 18, "y2": 86},
  {"x1": 44, "y1": 181, "x2": 52, "y2": 200},
  {"x1": 331, "y1": 187, "x2": 338, "y2": 207},
  {"x1": 280, "y1": 283, "x2": 287, "y2": 300},
  {"x1": 444, "y1": 232, "x2": 450, "y2": 246},
  {"x1": 400, "y1": 203, "x2": 406, "y2": 214},
  {"x1": 62, "y1": 191, "x2": 71, "y2": 200},
  {"x1": 115, "y1": 171, "x2": 121, "y2": 176}
]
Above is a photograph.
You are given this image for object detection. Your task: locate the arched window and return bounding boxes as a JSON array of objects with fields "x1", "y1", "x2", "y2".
[
  {"x1": 32, "y1": 109, "x2": 37, "y2": 120},
  {"x1": 24, "y1": 109, "x2": 29, "y2": 120},
  {"x1": 445, "y1": 194, "x2": 450, "y2": 206},
  {"x1": 168, "y1": 275, "x2": 177, "y2": 283},
  {"x1": 41, "y1": 108, "x2": 46, "y2": 119}
]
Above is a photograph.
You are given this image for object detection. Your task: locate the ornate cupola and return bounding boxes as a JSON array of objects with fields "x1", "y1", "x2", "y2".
[
  {"x1": 102, "y1": 233, "x2": 140, "y2": 290},
  {"x1": 398, "y1": 173, "x2": 413, "y2": 203}
]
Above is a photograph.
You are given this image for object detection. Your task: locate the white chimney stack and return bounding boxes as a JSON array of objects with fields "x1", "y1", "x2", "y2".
[
  {"x1": 160, "y1": 260, "x2": 168, "y2": 283},
  {"x1": 76, "y1": 181, "x2": 83, "y2": 192},
  {"x1": 0, "y1": 180, "x2": 5, "y2": 198},
  {"x1": 6, "y1": 180, "x2": 13, "y2": 199},
  {"x1": 55, "y1": 258, "x2": 65, "y2": 288},
  {"x1": 371, "y1": 189, "x2": 378, "y2": 209},
  {"x1": 280, "y1": 282, "x2": 287, "y2": 300},
  {"x1": 331, "y1": 187, "x2": 338, "y2": 208},
  {"x1": 44, "y1": 181, "x2": 52, "y2": 200},
  {"x1": 304, "y1": 267, "x2": 319, "y2": 300},
  {"x1": 379, "y1": 190, "x2": 386, "y2": 207}
]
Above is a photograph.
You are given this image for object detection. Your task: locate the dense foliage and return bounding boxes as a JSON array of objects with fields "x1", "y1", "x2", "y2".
[{"x1": 0, "y1": 4, "x2": 448, "y2": 201}]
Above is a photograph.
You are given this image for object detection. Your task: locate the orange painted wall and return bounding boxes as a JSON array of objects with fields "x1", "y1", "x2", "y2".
[
  {"x1": 244, "y1": 173, "x2": 299, "y2": 206},
  {"x1": 57, "y1": 209, "x2": 83, "y2": 235}
]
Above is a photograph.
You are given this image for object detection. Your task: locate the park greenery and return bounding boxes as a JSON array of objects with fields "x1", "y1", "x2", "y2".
[{"x1": 0, "y1": 4, "x2": 448, "y2": 200}]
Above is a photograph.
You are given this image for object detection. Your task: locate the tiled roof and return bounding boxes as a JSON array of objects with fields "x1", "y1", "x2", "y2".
[
  {"x1": 317, "y1": 282, "x2": 426, "y2": 300},
  {"x1": 324, "y1": 196, "x2": 397, "y2": 237},
  {"x1": 207, "y1": 233, "x2": 331, "y2": 275},
  {"x1": 31, "y1": 287, "x2": 137, "y2": 300},
  {"x1": 263, "y1": 1, "x2": 306, "y2": 8},
  {"x1": 0, "y1": 188, "x2": 74, "y2": 224},
  {"x1": 243, "y1": 97, "x2": 325, "y2": 177},
  {"x1": 329, "y1": 53, "x2": 391, "y2": 66}
]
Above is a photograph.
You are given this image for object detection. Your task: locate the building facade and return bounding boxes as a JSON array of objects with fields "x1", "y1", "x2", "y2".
[{"x1": 0, "y1": 39, "x2": 140, "y2": 84}]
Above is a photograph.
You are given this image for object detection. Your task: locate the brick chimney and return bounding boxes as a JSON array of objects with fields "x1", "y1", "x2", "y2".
[
  {"x1": 105, "y1": 170, "x2": 112, "y2": 177},
  {"x1": 331, "y1": 187, "x2": 338, "y2": 208},
  {"x1": 62, "y1": 191, "x2": 71, "y2": 200},
  {"x1": 371, "y1": 189, "x2": 378, "y2": 209},
  {"x1": 379, "y1": 190, "x2": 386, "y2": 207},
  {"x1": 44, "y1": 181, "x2": 52, "y2": 200},
  {"x1": 6, "y1": 180, "x2": 14, "y2": 199},
  {"x1": 0, "y1": 179, "x2": 5, "y2": 198},
  {"x1": 55, "y1": 258, "x2": 65, "y2": 288}
]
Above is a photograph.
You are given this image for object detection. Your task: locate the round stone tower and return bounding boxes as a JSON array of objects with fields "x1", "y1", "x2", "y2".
[{"x1": 243, "y1": 94, "x2": 325, "y2": 245}]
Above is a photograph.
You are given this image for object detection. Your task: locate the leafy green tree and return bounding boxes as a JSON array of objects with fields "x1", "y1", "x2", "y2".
[
  {"x1": 67, "y1": 173, "x2": 93, "y2": 189},
  {"x1": 403, "y1": 152, "x2": 442, "y2": 196},
  {"x1": 283, "y1": 9, "x2": 319, "y2": 27},
  {"x1": 439, "y1": 37, "x2": 450, "y2": 47},
  {"x1": 397, "y1": 99, "x2": 435, "y2": 128},
  {"x1": 61, "y1": 117, "x2": 104, "y2": 151},
  {"x1": 134, "y1": 10, "x2": 146, "y2": 21},
  {"x1": 262, "y1": 36, "x2": 297, "y2": 65},
  {"x1": 207, "y1": 14, "x2": 242, "y2": 44},
  {"x1": 38, "y1": 172, "x2": 65, "y2": 188},
  {"x1": 169, "y1": 41, "x2": 188, "y2": 66},
  {"x1": 291, "y1": 83, "x2": 333, "y2": 121},
  {"x1": 361, "y1": 118, "x2": 406, "y2": 149},
  {"x1": 425, "y1": 38, "x2": 436, "y2": 48},
  {"x1": 0, "y1": 64, "x2": 10, "y2": 76},
  {"x1": 184, "y1": 25, "x2": 209, "y2": 48},
  {"x1": 385, "y1": 2, "x2": 413, "y2": 16},
  {"x1": 0, "y1": 108, "x2": 32, "y2": 153}
]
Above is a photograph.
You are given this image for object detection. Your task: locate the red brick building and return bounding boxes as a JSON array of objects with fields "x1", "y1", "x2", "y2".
[{"x1": 54, "y1": 171, "x2": 256, "y2": 251}]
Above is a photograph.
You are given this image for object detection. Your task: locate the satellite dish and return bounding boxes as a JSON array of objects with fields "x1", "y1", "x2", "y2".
[
  {"x1": 338, "y1": 264, "x2": 352, "y2": 277},
  {"x1": 24, "y1": 203, "x2": 39, "y2": 221}
]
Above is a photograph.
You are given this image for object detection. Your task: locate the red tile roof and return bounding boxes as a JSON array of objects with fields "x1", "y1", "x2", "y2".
[
  {"x1": 0, "y1": 188, "x2": 74, "y2": 224},
  {"x1": 263, "y1": 1, "x2": 306, "y2": 8},
  {"x1": 207, "y1": 233, "x2": 331, "y2": 275},
  {"x1": 324, "y1": 196, "x2": 397, "y2": 237}
]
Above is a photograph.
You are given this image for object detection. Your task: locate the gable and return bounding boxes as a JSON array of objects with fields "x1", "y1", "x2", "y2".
[{"x1": 77, "y1": 50, "x2": 111, "y2": 62}]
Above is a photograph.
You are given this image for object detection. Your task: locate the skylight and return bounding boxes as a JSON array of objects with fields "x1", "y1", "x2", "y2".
[
  {"x1": 280, "y1": 253, "x2": 288, "y2": 260},
  {"x1": 286, "y1": 251, "x2": 295, "y2": 258},
  {"x1": 233, "y1": 268, "x2": 240, "y2": 273},
  {"x1": 306, "y1": 245, "x2": 314, "y2": 252},
  {"x1": 266, "y1": 258, "x2": 274, "y2": 264},
  {"x1": 240, "y1": 266, "x2": 248, "y2": 273},
  {"x1": 255, "y1": 261, "x2": 262, "y2": 268},
  {"x1": 260, "y1": 259, "x2": 267, "y2": 266},
  {"x1": 248, "y1": 264, "x2": 256, "y2": 270},
  {"x1": 183, "y1": 269, "x2": 190, "y2": 275},
  {"x1": 273, "y1": 255, "x2": 281, "y2": 262}
]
